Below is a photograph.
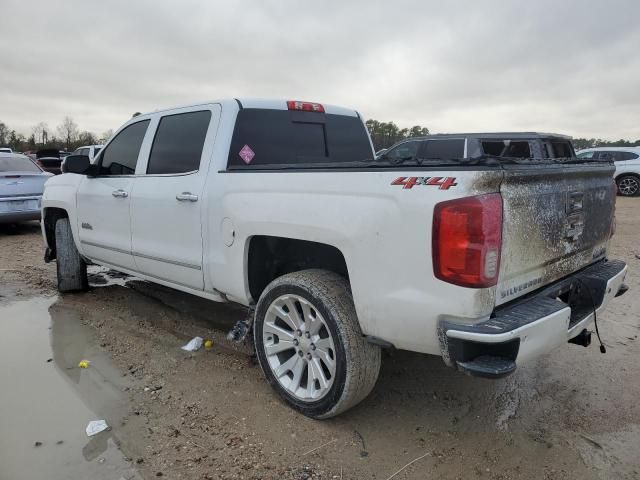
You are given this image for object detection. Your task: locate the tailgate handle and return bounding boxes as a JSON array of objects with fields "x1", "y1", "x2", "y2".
[{"x1": 566, "y1": 192, "x2": 583, "y2": 214}]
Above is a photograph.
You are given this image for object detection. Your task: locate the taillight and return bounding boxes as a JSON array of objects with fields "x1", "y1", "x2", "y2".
[
  {"x1": 287, "y1": 100, "x2": 325, "y2": 113},
  {"x1": 432, "y1": 193, "x2": 503, "y2": 288}
]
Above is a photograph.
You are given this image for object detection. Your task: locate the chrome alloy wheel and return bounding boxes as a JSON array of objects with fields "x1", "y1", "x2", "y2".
[
  {"x1": 618, "y1": 176, "x2": 640, "y2": 196},
  {"x1": 262, "y1": 294, "x2": 337, "y2": 401}
]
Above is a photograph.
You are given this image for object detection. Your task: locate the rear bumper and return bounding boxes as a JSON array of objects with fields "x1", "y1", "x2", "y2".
[
  {"x1": 0, "y1": 210, "x2": 41, "y2": 223},
  {"x1": 0, "y1": 196, "x2": 42, "y2": 223},
  {"x1": 440, "y1": 259, "x2": 627, "y2": 378}
]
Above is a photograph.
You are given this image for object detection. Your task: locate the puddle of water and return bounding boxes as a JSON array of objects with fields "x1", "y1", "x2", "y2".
[{"x1": 0, "y1": 296, "x2": 141, "y2": 480}]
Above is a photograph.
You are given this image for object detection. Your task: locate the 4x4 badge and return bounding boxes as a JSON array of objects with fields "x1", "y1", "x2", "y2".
[{"x1": 391, "y1": 176, "x2": 457, "y2": 190}]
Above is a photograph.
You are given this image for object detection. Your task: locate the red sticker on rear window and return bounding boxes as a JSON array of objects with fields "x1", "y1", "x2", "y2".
[{"x1": 239, "y1": 145, "x2": 255, "y2": 164}]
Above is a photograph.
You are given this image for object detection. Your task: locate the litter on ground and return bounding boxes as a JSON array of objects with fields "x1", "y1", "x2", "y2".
[
  {"x1": 86, "y1": 420, "x2": 109, "y2": 437},
  {"x1": 181, "y1": 337, "x2": 203, "y2": 352},
  {"x1": 78, "y1": 360, "x2": 90, "y2": 368}
]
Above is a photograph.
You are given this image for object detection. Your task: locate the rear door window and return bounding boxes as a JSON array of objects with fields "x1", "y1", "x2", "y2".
[
  {"x1": 481, "y1": 140, "x2": 531, "y2": 158},
  {"x1": 420, "y1": 139, "x2": 465, "y2": 159},
  {"x1": 616, "y1": 151, "x2": 639, "y2": 160},
  {"x1": 227, "y1": 109, "x2": 372, "y2": 168},
  {"x1": 550, "y1": 141, "x2": 573, "y2": 158},
  {"x1": 146, "y1": 110, "x2": 212, "y2": 174},
  {"x1": 593, "y1": 151, "x2": 616, "y2": 161},
  {"x1": 97, "y1": 120, "x2": 150, "y2": 175},
  {"x1": 576, "y1": 151, "x2": 595, "y2": 159}
]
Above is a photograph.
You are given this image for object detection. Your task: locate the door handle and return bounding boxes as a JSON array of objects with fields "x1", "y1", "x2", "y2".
[
  {"x1": 112, "y1": 189, "x2": 128, "y2": 198},
  {"x1": 176, "y1": 192, "x2": 198, "y2": 202}
]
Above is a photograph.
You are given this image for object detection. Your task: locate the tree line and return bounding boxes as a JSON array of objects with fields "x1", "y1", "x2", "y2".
[
  {"x1": 1, "y1": 115, "x2": 637, "y2": 154},
  {"x1": 0, "y1": 117, "x2": 113, "y2": 152},
  {"x1": 365, "y1": 120, "x2": 640, "y2": 152},
  {"x1": 571, "y1": 138, "x2": 640, "y2": 150},
  {"x1": 365, "y1": 119, "x2": 430, "y2": 151}
]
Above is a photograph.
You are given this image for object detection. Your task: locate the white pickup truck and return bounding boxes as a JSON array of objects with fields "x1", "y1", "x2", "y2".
[{"x1": 41, "y1": 98, "x2": 628, "y2": 418}]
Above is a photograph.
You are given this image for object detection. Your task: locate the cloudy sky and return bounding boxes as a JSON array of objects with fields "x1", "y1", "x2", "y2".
[{"x1": 2, "y1": 0, "x2": 639, "y2": 140}]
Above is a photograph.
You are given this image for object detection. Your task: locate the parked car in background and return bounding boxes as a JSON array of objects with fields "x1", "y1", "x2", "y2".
[
  {"x1": 35, "y1": 149, "x2": 63, "y2": 174},
  {"x1": 72, "y1": 144, "x2": 103, "y2": 162},
  {"x1": 0, "y1": 147, "x2": 13, "y2": 153},
  {"x1": 577, "y1": 147, "x2": 640, "y2": 197},
  {"x1": 374, "y1": 148, "x2": 387, "y2": 158},
  {"x1": 0, "y1": 152, "x2": 52, "y2": 223},
  {"x1": 378, "y1": 133, "x2": 576, "y2": 163}
]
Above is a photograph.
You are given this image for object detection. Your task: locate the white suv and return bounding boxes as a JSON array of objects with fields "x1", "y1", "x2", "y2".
[
  {"x1": 577, "y1": 147, "x2": 640, "y2": 196},
  {"x1": 72, "y1": 144, "x2": 104, "y2": 162}
]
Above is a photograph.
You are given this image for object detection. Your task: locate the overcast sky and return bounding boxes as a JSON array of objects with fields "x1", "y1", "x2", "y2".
[{"x1": 2, "y1": 0, "x2": 639, "y2": 140}]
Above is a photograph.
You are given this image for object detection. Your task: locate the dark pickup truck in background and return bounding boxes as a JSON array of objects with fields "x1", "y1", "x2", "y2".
[
  {"x1": 35, "y1": 149, "x2": 63, "y2": 174},
  {"x1": 378, "y1": 132, "x2": 576, "y2": 163}
]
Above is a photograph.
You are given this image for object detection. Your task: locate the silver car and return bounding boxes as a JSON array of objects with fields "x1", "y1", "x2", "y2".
[{"x1": 0, "y1": 153, "x2": 52, "y2": 223}]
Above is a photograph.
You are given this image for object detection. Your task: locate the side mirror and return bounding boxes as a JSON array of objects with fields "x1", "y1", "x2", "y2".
[{"x1": 62, "y1": 155, "x2": 91, "y2": 174}]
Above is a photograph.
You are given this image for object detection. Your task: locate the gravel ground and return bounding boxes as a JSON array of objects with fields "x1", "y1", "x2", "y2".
[{"x1": 0, "y1": 197, "x2": 639, "y2": 480}]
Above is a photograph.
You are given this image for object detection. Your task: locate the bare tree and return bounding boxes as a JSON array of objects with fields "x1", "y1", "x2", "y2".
[
  {"x1": 56, "y1": 116, "x2": 79, "y2": 150},
  {"x1": 32, "y1": 122, "x2": 49, "y2": 145},
  {"x1": 99, "y1": 129, "x2": 113, "y2": 143},
  {"x1": 76, "y1": 131, "x2": 98, "y2": 146},
  {"x1": 0, "y1": 122, "x2": 8, "y2": 145}
]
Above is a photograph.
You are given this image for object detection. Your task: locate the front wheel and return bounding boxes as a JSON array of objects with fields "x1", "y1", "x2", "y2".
[
  {"x1": 253, "y1": 269, "x2": 381, "y2": 419},
  {"x1": 616, "y1": 175, "x2": 640, "y2": 197},
  {"x1": 55, "y1": 218, "x2": 88, "y2": 292}
]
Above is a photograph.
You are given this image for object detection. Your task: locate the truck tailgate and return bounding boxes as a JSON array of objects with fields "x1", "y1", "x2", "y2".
[{"x1": 496, "y1": 163, "x2": 616, "y2": 306}]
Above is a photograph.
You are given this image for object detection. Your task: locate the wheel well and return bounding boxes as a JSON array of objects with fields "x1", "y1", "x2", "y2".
[
  {"x1": 43, "y1": 207, "x2": 69, "y2": 258},
  {"x1": 616, "y1": 172, "x2": 640, "y2": 180},
  {"x1": 247, "y1": 236, "x2": 349, "y2": 301}
]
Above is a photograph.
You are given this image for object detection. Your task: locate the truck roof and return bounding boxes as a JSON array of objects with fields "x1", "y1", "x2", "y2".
[{"x1": 148, "y1": 98, "x2": 360, "y2": 118}]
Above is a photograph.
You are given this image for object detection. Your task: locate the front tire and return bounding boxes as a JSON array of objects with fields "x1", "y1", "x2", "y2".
[
  {"x1": 55, "y1": 218, "x2": 88, "y2": 292},
  {"x1": 253, "y1": 269, "x2": 381, "y2": 419},
  {"x1": 616, "y1": 175, "x2": 640, "y2": 197}
]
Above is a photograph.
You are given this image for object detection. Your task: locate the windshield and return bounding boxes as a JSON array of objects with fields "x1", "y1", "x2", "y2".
[{"x1": 0, "y1": 155, "x2": 41, "y2": 172}]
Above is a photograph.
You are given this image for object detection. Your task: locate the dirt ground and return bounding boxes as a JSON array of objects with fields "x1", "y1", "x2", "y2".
[{"x1": 0, "y1": 198, "x2": 639, "y2": 480}]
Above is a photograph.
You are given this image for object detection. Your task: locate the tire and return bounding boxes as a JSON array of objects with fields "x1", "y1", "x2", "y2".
[
  {"x1": 55, "y1": 218, "x2": 88, "y2": 292},
  {"x1": 253, "y1": 269, "x2": 381, "y2": 419},
  {"x1": 616, "y1": 175, "x2": 640, "y2": 197}
]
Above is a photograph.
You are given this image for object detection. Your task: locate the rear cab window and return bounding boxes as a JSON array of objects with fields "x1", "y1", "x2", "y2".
[{"x1": 227, "y1": 109, "x2": 372, "y2": 168}]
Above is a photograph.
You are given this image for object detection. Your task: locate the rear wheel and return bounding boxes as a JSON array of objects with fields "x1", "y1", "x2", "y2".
[
  {"x1": 616, "y1": 175, "x2": 640, "y2": 197},
  {"x1": 253, "y1": 269, "x2": 381, "y2": 419},
  {"x1": 55, "y1": 218, "x2": 88, "y2": 292}
]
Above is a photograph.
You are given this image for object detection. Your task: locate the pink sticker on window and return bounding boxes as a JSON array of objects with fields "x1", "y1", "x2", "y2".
[{"x1": 239, "y1": 144, "x2": 255, "y2": 164}]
